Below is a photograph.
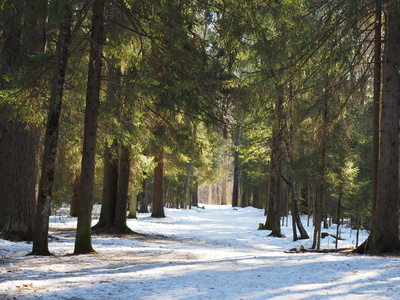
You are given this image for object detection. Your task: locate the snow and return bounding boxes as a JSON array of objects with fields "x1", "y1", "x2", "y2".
[{"x1": 1, "y1": 204, "x2": 400, "y2": 299}]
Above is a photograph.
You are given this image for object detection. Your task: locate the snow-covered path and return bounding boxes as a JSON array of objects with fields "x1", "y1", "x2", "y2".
[{"x1": 1, "y1": 205, "x2": 400, "y2": 299}]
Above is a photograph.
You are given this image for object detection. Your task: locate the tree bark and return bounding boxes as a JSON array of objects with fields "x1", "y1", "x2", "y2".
[
  {"x1": 74, "y1": 0, "x2": 106, "y2": 254},
  {"x1": 270, "y1": 168, "x2": 282, "y2": 237},
  {"x1": 221, "y1": 139, "x2": 228, "y2": 205},
  {"x1": 0, "y1": 118, "x2": 13, "y2": 230},
  {"x1": 312, "y1": 94, "x2": 327, "y2": 250},
  {"x1": 357, "y1": 2, "x2": 400, "y2": 254},
  {"x1": 335, "y1": 187, "x2": 342, "y2": 249},
  {"x1": 266, "y1": 89, "x2": 284, "y2": 237},
  {"x1": 70, "y1": 173, "x2": 80, "y2": 217},
  {"x1": 151, "y1": 149, "x2": 165, "y2": 218},
  {"x1": 115, "y1": 145, "x2": 132, "y2": 232},
  {"x1": 32, "y1": 0, "x2": 72, "y2": 255},
  {"x1": 253, "y1": 192, "x2": 262, "y2": 209},
  {"x1": 4, "y1": 123, "x2": 40, "y2": 241},
  {"x1": 0, "y1": 4, "x2": 22, "y2": 230},
  {"x1": 192, "y1": 181, "x2": 199, "y2": 207},
  {"x1": 93, "y1": 143, "x2": 118, "y2": 229},
  {"x1": 4, "y1": 0, "x2": 46, "y2": 241},
  {"x1": 221, "y1": 176, "x2": 227, "y2": 205},
  {"x1": 294, "y1": 197, "x2": 309, "y2": 239},
  {"x1": 371, "y1": 2, "x2": 382, "y2": 217},
  {"x1": 128, "y1": 190, "x2": 137, "y2": 219},
  {"x1": 265, "y1": 165, "x2": 274, "y2": 229},
  {"x1": 291, "y1": 184, "x2": 298, "y2": 241},
  {"x1": 241, "y1": 185, "x2": 249, "y2": 208},
  {"x1": 182, "y1": 159, "x2": 193, "y2": 209},
  {"x1": 137, "y1": 175, "x2": 150, "y2": 213},
  {"x1": 137, "y1": 149, "x2": 150, "y2": 213},
  {"x1": 94, "y1": 40, "x2": 123, "y2": 229},
  {"x1": 232, "y1": 123, "x2": 242, "y2": 207},
  {"x1": 290, "y1": 181, "x2": 309, "y2": 241}
]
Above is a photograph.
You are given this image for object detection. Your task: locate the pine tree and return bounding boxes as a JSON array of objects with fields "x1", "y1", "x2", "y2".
[
  {"x1": 3, "y1": 0, "x2": 47, "y2": 241},
  {"x1": 32, "y1": 0, "x2": 72, "y2": 256},
  {"x1": 358, "y1": 1, "x2": 400, "y2": 254},
  {"x1": 74, "y1": 0, "x2": 106, "y2": 254},
  {"x1": 0, "y1": 1, "x2": 22, "y2": 230}
]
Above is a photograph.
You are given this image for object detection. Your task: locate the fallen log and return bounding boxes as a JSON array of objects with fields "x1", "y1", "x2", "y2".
[
  {"x1": 285, "y1": 246, "x2": 355, "y2": 254},
  {"x1": 321, "y1": 232, "x2": 344, "y2": 240}
]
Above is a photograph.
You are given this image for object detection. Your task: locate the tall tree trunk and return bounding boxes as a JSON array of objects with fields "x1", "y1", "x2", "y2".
[
  {"x1": 221, "y1": 139, "x2": 228, "y2": 205},
  {"x1": 241, "y1": 185, "x2": 249, "y2": 208},
  {"x1": 303, "y1": 186, "x2": 310, "y2": 226},
  {"x1": 232, "y1": 122, "x2": 242, "y2": 207},
  {"x1": 32, "y1": 0, "x2": 72, "y2": 255},
  {"x1": 270, "y1": 166, "x2": 282, "y2": 237},
  {"x1": 291, "y1": 183, "x2": 298, "y2": 241},
  {"x1": 289, "y1": 181, "x2": 309, "y2": 241},
  {"x1": 70, "y1": 173, "x2": 80, "y2": 217},
  {"x1": 151, "y1": 149, "x2": 165, "y2": 218},
  {"x1": 221, "y1": 176, "x2": 227, "y2": 205},
  {"x1": 286, "y1": 80, "x2": 308, "y2": 240},
  {"x1": 114, "y1": 145, "x2": 132, "y2": 232},
  {"x1": 4, "y1": 123, "x2": 40, "y2": 241},
  {"x1": 335, "y1": 187, "x2": 342, "y2": 249},
  {"x1": 253, "y1": 192, "x2": 261, "y2": 209},
  {"x1": 182, "y1": 159, "x2": 193, "y2": 209},
  {"x1": 93, "y1": 0, "x2": 123, "y2": 229},
  {"x1": 74, "y1": 0, "x2": 106, "y2": 254},
  {"x1": 292, "y1": 184, "x2": 309, "y2": 240},
  {"x1": 192, "y1": 181, "x2": 199, "y2": 207},
  {"x1": 137, "y1": 175, "x2": 149, "y2": 213},
  {"x1": 312, "y1": 96, "x2": 328, "y2": 250},
  {"x1": 265, "y1": 165, "x2": 274, "y2": 229},
  {"x1": 372, "y1": 2, "x2": 382, "y2": 216},
  {"x1": 182, "y1": 125, "x2": 196, "y2": 210},
  {"x1": 128, "y1": 189, "x2": 137, "y2": 219},
  {"x1": 266, "y1": 85, "x2": 284, "y2": 237},
  {"x1": 357, "y1": 2, "x2": 400, "y2": 254},
  {"x1": 4, "y1": 0, "x2": 46, "y2": 241},
  {"x1": 93, "y1": 143, "x2": 118, "y2": 229},
  {"x1": 0, "y1": 4, "x2": 21, "y2": 230},
  {"x1": 282, "y1": 183, "x2": 288, "y2": 225},
  {"x1": 0, "y1": 118, "x2": 13, "y2": 230}
]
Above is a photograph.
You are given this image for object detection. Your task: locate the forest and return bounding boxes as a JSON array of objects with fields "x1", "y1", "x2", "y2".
[{"x1": 1, "y1": 0, "x2": 400, "y2": 259}]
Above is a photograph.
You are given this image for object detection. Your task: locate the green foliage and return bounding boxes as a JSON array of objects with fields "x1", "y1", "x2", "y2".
[{"x1": 0, "y1": 0, "x2": 379, "y2": 232}]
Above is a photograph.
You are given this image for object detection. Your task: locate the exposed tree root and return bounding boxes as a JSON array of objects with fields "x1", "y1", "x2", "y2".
[
  {"x1": 353, "y1": 238, "x2": 400, "y2": 256},
  {"x1": 268, "y1": 231, "x2": 286, "y2": 238},
  {"x1": 91, "y1": 226, "x2": 144, "y2": 236}
]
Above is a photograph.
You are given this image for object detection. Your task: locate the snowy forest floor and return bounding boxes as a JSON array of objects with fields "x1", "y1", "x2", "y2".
[{"x1": 1, "y1": 205, "x2": 400, "y2": 300}]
